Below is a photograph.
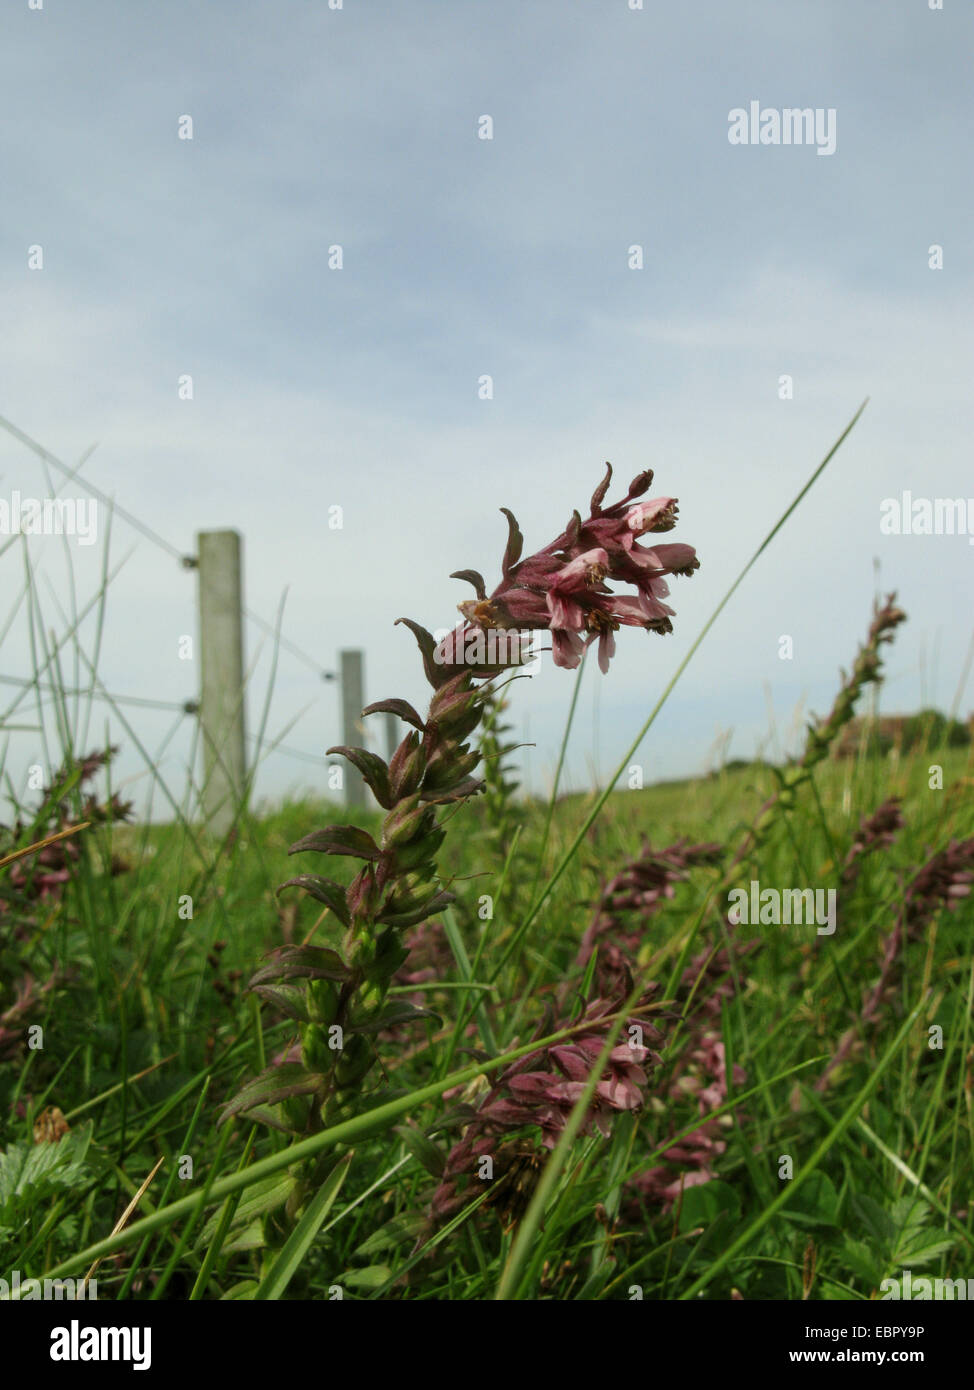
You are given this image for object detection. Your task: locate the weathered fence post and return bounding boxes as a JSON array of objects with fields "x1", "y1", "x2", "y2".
[
  {"x1": 197, "y1": 530, "x2": 247, "y2": 836},
  {"x1": 340, "y1": 648, "x2": 366, "y2": 807}
]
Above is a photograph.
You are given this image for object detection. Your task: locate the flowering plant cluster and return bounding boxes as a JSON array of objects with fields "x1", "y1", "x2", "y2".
[
  {"x1": 223, "y1": 468, "x2": 699, "y2": 1156},
  {"x1": 0, "y1": 749, "x2": 130, "y2": 1062},
  {"x1": 429, "y1": 980, "x2": 666, "y2": 1224},
  {"x1": 728, "y1": 595, "x2": 907, "y2": 872},
  {"x1": 568, "y1": 829, "x2": 762, "y2": 1210},
  {"x1": 817, "y1": 831, "x2": 974, "y2": 1091},
  {"x1": 0, "y1": 748, "x2": 130, "y2": 911},
  {"x1": 577, "y1": 837, "x2": 724, "y2": 989},
  {"x1": 630, "y1": 944, "x2": 760, "y2": 1208},
  {"x1": 440, "y1": 463, "x2": 698, "y2": 675}
]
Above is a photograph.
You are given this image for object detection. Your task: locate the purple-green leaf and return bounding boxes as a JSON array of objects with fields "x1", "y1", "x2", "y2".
[
  {"x1": 376, "y1": 888, "x2": 454, "y2": 930},
  {"x1": 590, "y1": 462, "x2": 613, "y2": 516},
  {"x1": 499, "y1": 507, "x2": 523, "y2": 577},
  {"x1": 289, "y1": 825, "x2": 381, "y2": 861},
  {"x1": 219, "y1": 1063, "x2": 323, "y2": 1124},
  {"x1": 419, "y1": 776, "x2": 485, "y2": 806},
  {"x1": 361, "y1": 698, "x2": 426, "y2": 732},
  {"x1": 326, "y1": 746, "x2": 393, "y2": 808},
  {"x1": 348, "y1": 1001, "x2": 442, "y2": 1035},
  {"x1": 277, "y1": 874, "x2": 351, "y2": 926},
  {"x1": 250, "y1": 945, "x2": 352, "y2": 987},
  {"x1": 449, "y1": 569, "x2": 487, "y2": 600},
  {"x1": 250, "y1": 982, "x2": 312, "y2": 1023},
  {"x1": 395, "y1": 617, "x2": 452, "y2": 689}
]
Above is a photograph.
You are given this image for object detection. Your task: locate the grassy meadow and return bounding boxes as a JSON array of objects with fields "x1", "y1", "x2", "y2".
[{"x1": 2, "y1": 697, "x2": 972, "y2": 1300}]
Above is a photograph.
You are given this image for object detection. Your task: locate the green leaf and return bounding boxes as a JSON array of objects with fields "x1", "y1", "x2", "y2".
[
  {"x1": 221, "y1": 1280, "x2": 259, "y2": 1301},
  {"x1": 354, "y1": 1212, "x2": 428, "y2": 1259},
  {"x1": 219, "y1": 1064, "x2": 322, "y2": 1124},
  {"x1": 781, "y1": 1172, "x2": 840, "y2": 1229},
  {"x1": 897, "y1": 1239, "x2": 956, "y2": 1268},
  {"x1": 349, "y1": 1003, "x2": 441, "y2": 1035},
  {"x1": 0, "y1": 1121, "x2": 96, "y2": 1223},
  {"x1": 250, "y1": 945, "x2": 351, "y2": 987},
  {"x1": 677, "y1": 1180, "x2": 741, "y2": 1234},
  {"x1": 255, "y1": 1153, "x2": 354, "y2": 1301},
  {"x1": 850, "y1": 1193, "x2": 895, "y2": 1249},
  {"x1": 342, "y1": 1264, "x2": 392, "y2": 1291},
  {"x1": 393, "y1": 1123, "x2": 446, "y2": 1178},
  {"x1": 891, "y1": 1195, "x2": 929, "y2": 1233},
  {"x1": 842, "y1": 1238, "x2": 882, "y2": 1286},
  {"x1": 198, "y1": 1173, "x2": 297, "y2": 1246},
  {"x1": 220, "y1": 1219, "x2": 268, "y2": 1255}
]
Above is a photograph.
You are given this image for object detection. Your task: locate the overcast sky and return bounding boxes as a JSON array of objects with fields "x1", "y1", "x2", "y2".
[{"x1": 1, "y1": 0, "x2": 971, "y2": 818}]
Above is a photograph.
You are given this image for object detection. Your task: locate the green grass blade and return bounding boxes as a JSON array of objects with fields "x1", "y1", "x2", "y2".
[{"x1": 255, "y1": 1151, "x2": 354, "y2": 1300}]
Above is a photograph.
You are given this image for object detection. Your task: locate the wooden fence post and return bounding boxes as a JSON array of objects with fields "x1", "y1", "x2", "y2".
[
  {"x1": 197, "y1": 530, "x2": 247, "y2": 836},
  {"x1": 340, "y1": 648, "x2": 366, "y2": 807}
]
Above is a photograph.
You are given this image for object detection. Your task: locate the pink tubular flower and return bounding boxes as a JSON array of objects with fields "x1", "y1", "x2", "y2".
[
  {"x1": 626, "y1": 498, "x2": 679, "y2": 534},
  {"x1": 545, "y1": 549, "x2": 610, "y2": 630},
  {"x1": 435, "y1": 463, "x2": 699, "y2": 675},
  {"x1": 481, "y1": 995, "x2": 663, "y2": 1147},
  {"x1": 428, "y1": 985, "x2": 665, "y2": 1223}
]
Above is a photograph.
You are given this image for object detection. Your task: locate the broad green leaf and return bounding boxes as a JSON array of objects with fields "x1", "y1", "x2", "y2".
[
  {"x1": 342, "y1": 1264, "x2": 392, "y2": 1291},
  {"x1": 393, "y1": 1123, "x2": 445, "y2": 1178},
  {"x1": 221, "y1": 1280, "x2": 259, "y2": 1300},
  {"x1": 197, "y1": 1173, "x2": 297, "y2": 1246},
  {"x1": 781, "y1": 1172, "x2": 840, "y2": 1228},
  {"x1": 677, "y1": 1180, "x2": 741, "y2": 1234},
  {"x1": 850, "y1": 1193, "x2": 895, "y2": 1248},
  {"x1": 354, "y1": 1212, "x2": 428, "y2": 1259}
]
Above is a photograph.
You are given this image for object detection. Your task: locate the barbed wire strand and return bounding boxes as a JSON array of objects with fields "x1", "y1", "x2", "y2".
[
  {"x1": 0, "y1": 673, "x2": 190, "y2": 714},
  {"x1": 0, "y1": 415, "x2": 335, "y2": 681}
]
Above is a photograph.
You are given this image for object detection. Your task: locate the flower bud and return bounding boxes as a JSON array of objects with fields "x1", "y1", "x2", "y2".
[
  {"x1": 335, "y1": 1033, "x2": 375, "y2": 1088},
  {"x1": 422, "y1": 746, "x2": 482, "y2": 793},
  {"x1": 302, "y1": 1023, "x2": 333, "y2": 1072},
  {"x1": 382, "y1": 871, "x2": 440, "y2": 917},
  {"x1": 347, "y1": 865, "x2": 380, "y2": 925},
  {"x1": 308, "y1": 978, "x2": 341, "y2": 1027},
  {"x1": 388, "y1": 732, "x2": 427, "y2": 800},
  {"x1": 428, "y1": 676, "x2": 483, "y2": 739},
  {"x1": 382, "y1": 795, "x2": 434, "y2": 849},
  {"x1": 390, "y1": 827, "x2": 446, "y2": 874}
]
